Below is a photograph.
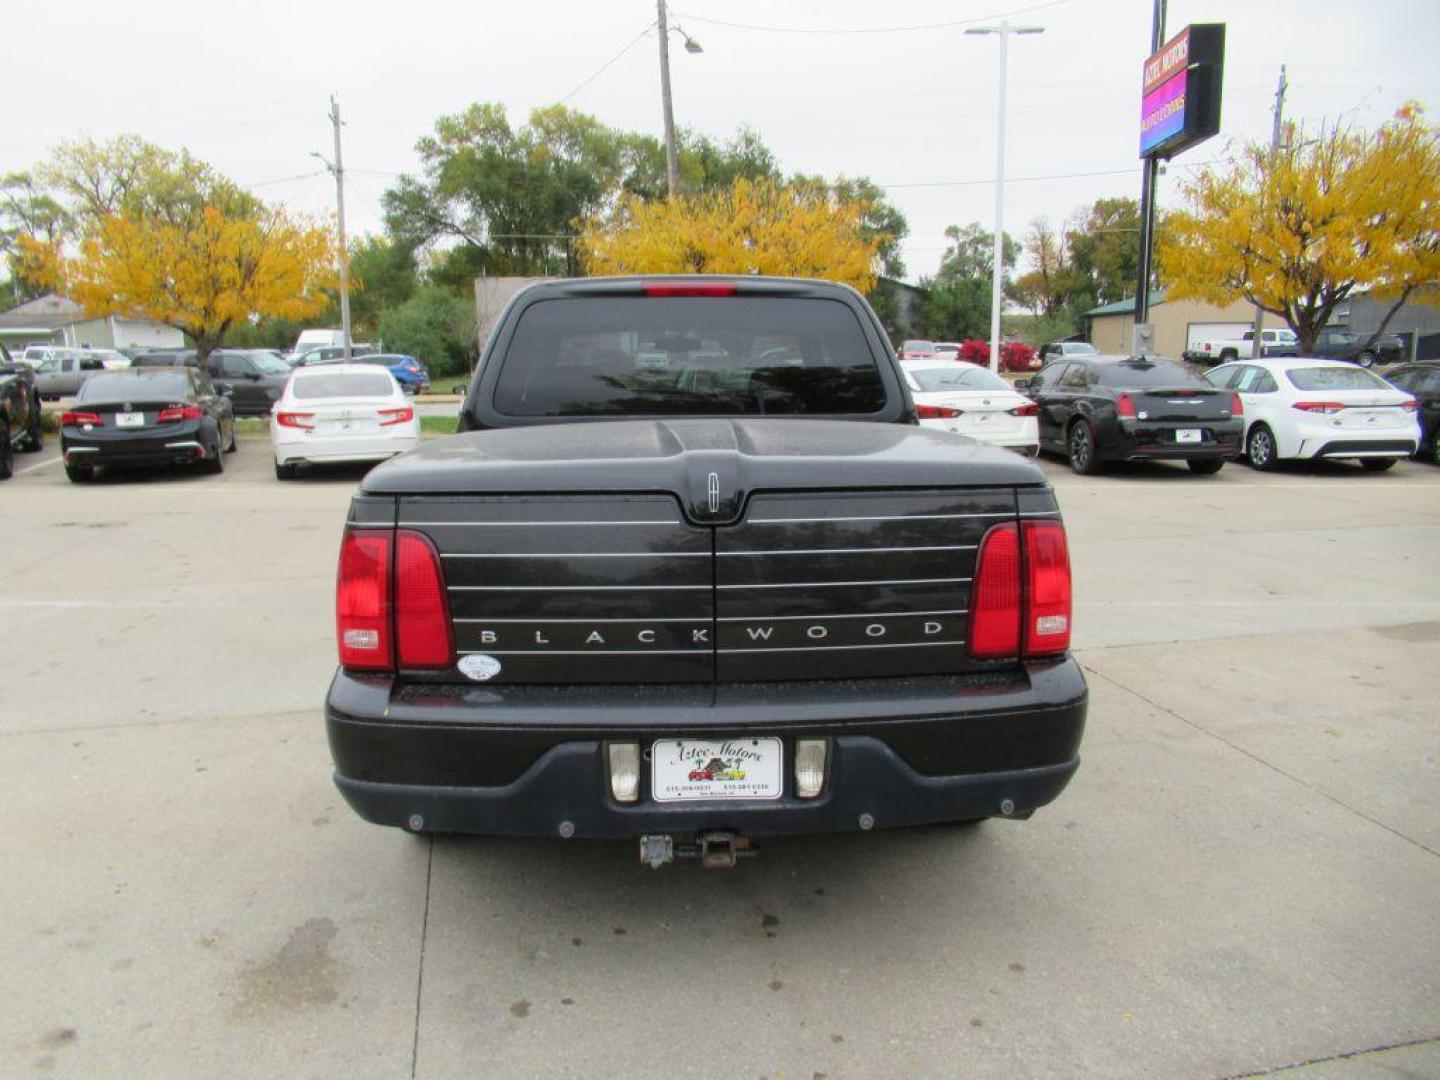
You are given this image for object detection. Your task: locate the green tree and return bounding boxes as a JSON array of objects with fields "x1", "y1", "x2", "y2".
[
  {"x1": 1063, "y1": 198, "x2": 1144, "y2": 318},
  {"x1": 378, "y1": 286, "x2": 478, "y2": 378},
  {"x1": 349, "y1": 234, "x2": 418, "y2": 336},
  {"x1": 916, "y1": 222, "x2": 1018, "y2": 341},
  {"x1": 1, "y1": 171, "x2": 74, "y2": 304}
]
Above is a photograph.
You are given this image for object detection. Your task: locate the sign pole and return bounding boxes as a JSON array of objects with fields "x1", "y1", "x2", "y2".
[{"x1": 1133, "y1": 0, "x2": 1166, "y2": 354}]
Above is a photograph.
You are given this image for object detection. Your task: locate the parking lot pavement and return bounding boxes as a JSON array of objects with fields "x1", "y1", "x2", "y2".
[{"x1": 2, "y1": 442, "x2": 1439, "y2": 1079}]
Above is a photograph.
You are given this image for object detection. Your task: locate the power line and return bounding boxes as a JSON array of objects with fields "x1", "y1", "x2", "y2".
[
  {"x1": 560, "y1": 24, "x2": 655, "y2": 104},
  {"x1": 877, "y1": 161, "x2": 1220, "y2": 190},
  {"x1": 671, "y1": 0, "x2": 1068, "y2": 36},
  {"x1": 244, "y1": 169, "x2": 329, "y2": 189}
]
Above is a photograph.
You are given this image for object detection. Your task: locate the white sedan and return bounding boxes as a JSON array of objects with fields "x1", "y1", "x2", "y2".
[
  {"x1": 901, "y1": 360, "x2": 1039, "y2": 456},
  {"x1": 270, "y1": 364, "x2": 421, "y2": 480},
  {"x1": 1203, "y1": 356, "x2": 1420, "y2": 471}
]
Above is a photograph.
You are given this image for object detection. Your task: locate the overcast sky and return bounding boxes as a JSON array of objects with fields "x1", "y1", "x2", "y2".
[{"x1": 8, "y1": 0, "x2": 1439, "y2": 281}]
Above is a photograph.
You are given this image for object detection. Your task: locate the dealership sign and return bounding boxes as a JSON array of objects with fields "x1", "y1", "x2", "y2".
[{"x1": 1140, "y1": 24, "x2": 1226, "y2": 159}]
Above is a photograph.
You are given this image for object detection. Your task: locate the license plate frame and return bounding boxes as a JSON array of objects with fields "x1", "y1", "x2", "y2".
[
  {"x1": 115, "y1": 411, "x2": 145, "y2": 428},
  {"x1": 650, "y1": 737, "x2": 784, "y2": 802},
  {"x1": 1175, "y1": 428, "x2": 1202, "y2": 443}
]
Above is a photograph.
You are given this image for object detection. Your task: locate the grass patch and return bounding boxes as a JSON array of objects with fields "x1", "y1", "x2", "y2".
[{"x1": 421, "y1": 415, "x2": 459, "y2": 435}]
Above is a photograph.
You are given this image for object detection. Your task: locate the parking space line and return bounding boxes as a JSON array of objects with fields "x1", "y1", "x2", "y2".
[{"x1": 14, "y1": 455, "x2": 62, "y2": 475}]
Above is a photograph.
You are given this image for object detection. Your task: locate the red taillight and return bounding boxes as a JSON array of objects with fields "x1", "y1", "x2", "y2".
[
  {"x1": 156, "y1": 404, "x2": 203, "y2": 422},
  {"x1": 916, "y1": 403, "x2": 963, "y2": 419},
  {"x1": 1008, "y1": 401, "x2": 1039, "y2": 417},
  {"x1": 61, "y1": 411, "x2": 101, "y2": 426},
  {"x1": 641, "y1": 280, "x2": 737, "y2": 297},
  {"x1": 1292, "y1": 401, "x2": 1345, "y2": 414},
  {"x1": 395, "y1": 530, "x2": 454, "y2": 669},
  {"x1": 969, "y1": 524, "x2": 1021, "y2": 658},
  {"x1": 1022, "y1": 520, "x2": 1072, "y2": 656},
  {"x1": 336, "y1": 530, "x2": 393, "y2": 671},
  {"x1": 1230, "y1": 392, "x2": 1243, "y2": 416},
  {"x1": 1400, "y1": 399, "x2": 1417, "y2": 412},
  {"x1": 1116, "y1": 393, "x2": 1137, "y2": 418},
  {"x1": 378, "y1": 406, "x2": 415, "y2": 426},
  {"x1": 968, "y1": 520, "x2": 1072, "y2": 660},
  {"x1": 276, "y1": 411, "x2": 315, "y2": 429}
]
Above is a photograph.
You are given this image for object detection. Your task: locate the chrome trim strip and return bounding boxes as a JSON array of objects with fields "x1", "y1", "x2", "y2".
[
  {"x1": 63, "y1": 446, "x2": 100, "y2": 453},
  {"x1": 717, "y1": 608, "x2": 966, "y2": 622},
  {"x1": 400, "y1": 520, "x2": 681, "y2": 527},
  {"x1": 441, "y1": 551, "x2": 709, "y2": 559},
  {"x1": 718, "y1": 544, "x2": 975, "y2": 557},
  {"x1": 718, "y1": 577, "x2": 970, "y2": 590},
  {"x1": 454, "y1": 616, "x2": 710, "y2": 624},
  {"x1": 163, "y1": 440, "x2": 204, "y2": 450},
  {"x1": 457, "y1": 648, "x2": 708, "y2": 656},
  {"x1": 447, "y1": 584, "x2": 709, "y2": 592},
  {"x1": 721, "y1": 640, "x2": 967, "y2": 654},
  {"x1": 746, "y1": 512, "x2": 1013, "y2": 524}
]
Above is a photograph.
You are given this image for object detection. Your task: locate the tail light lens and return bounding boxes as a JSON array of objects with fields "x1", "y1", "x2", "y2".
[
  {"x1": 336, "y1": 531, "x2": 392, "y2": 671},
  {"x1": 1400, "y1": 399, "x2": 1417, "y2": 412},
  {"x1": 1022, "y1": 521, "x2": 1072, "y2": 655},
  {"x1": 1115, "y1": 393, "x2": 1137, "y2": 418},
  {"x1": 61, "y1": 411, "x2": 102, "y2": 426},
  {"x1": 1292, "y1": 401, "x2": 1345, "y2": 414},
  {"x1": 1230, "y1": 392, "x2": 1243, "y2": 416},
  {"x1": 969, "y1": 524, "x2": 1021, "y2": 658},
  {"x1": 1008, "y1": 402, "x2": 1039, "y2": 417},
  {"x1": 379, "y1": 407, "x2": 415, "y2": 426},
  {"x1": 276, "y1": 411, "x2": 315, "y2": 429},
  {"x1": 916, "y1": 403, "x2": 963, "y2": 419},
  {"x1": 395, "y1": 530, "x2": 454, "y2": 669},
  {"x1": 157, "y1": 404, "x2": 203, "y2": 422},
  {"x1": 968, "y1": 520, "x2": 1073, "y2": 660}
]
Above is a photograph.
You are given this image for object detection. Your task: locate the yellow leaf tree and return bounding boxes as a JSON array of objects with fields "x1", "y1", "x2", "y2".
[
  {"x1": 1159, "y1": 105, "x2": 1440, "y2": 353},
  {"x1": 25, "y1": 136, "x2": 337, "y2": 362},
  {"x1": 578, "y1": 176, "x2": 885, "y2": 292}
]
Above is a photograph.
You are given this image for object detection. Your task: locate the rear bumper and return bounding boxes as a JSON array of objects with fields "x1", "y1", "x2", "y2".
[
  {"x1": 274, "y1": 432, "x2": 420, "y2": 465},
  {"x1": 62, "y1": 425, "x2": 212, "y2": 466},
  {"x1": 1105, "y1": 417, "x2": 1243, "y2": 461},
  {"x1": 326, "y1": 659, "x2": 1088, "y2": 838}
]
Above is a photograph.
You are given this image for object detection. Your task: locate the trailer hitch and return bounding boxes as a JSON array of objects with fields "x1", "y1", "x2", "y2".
[{"x1": 638, "y1": 832, "x2": 756, "y2": 869}]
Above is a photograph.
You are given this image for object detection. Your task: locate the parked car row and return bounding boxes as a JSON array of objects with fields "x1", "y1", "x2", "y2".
[{"x1": 0, "y1": 344, "x2": 46, "y2": 480}]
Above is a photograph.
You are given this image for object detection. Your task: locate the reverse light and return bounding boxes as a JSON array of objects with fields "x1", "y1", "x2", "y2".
[
  {"x1": 1292, "y1": 401, "x2": 1345, "y2": 415},
  {"x1": 1116, "y1": 393, "x2": 1137, "y2": 418},
  {"x1": 276, "y1": 411, "x2": 316, "y2": 429},
  {"x1": 61, "y1": 411, "x2": 102, "y2": 427},
  {"x1": 1008, "y1": 401, "x2": 1039, "y2": 417},
  {"x1": 794, "y1": 739, "x2": 828, "y2": 798},
  {"x1": 608, "y1": 743, "x2": 640, "y2": 803},
  {"x1": 379, "y1": 406, "x2": 415, "y2": 426},
  {"x1": 156, "y1": 404, "x2": 203, "y2": 422},
  {"x1": 916, "y1": 403, "x2": 964, "y2": 419},
  {"x1": 641, "y1": 280, "x2": 737, "y2": 297},
  {"x1": 336, "y1": 530, "x2": 393, "y2": 671},
  {"x1": 395, "y1": 530, "x2": 453, "y2": 668}
]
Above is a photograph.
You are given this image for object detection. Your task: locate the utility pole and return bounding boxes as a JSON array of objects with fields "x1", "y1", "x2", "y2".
[
  {"x1": 326, "y1": 96, "x2": 353, "y2": 361},
  {"x1": 1133, "y1": 0, "x2": 1166, "y2": 355},
  {"x1": 1250, "y1": 65, "x2": 1287, "y2": 358},
  {"x1": 657, "y1": 0, "x2": 680, "y2": 197}
]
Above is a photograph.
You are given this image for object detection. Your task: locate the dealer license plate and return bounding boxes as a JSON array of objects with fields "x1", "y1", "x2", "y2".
[
  {"x1": 651, "y1": 737, "x2": 783, "y2": 802},
  {"x1": 116, "y1": 412, "x2": 145, "y2": 428},
  {"x1": 1175, "y1": 428, "x2": 1202, "y2": 443}
]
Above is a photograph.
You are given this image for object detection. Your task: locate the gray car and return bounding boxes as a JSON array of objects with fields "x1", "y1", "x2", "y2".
[{"x1": 205, "y1": 349, "x2": 292, "y2": 416}]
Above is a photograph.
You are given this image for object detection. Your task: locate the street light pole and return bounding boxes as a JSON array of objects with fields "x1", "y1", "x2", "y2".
[
  {"x1": 313, "y1": 96, "x2": 352, "y2": 361},
  {"x1": 1250, "y1": 65, "x2": 1287, "y2": 358},
  {"x1": 966, "y1": 21, "x2": 1044, "y2": 373},
  {"x1": 657, "y1": 0, "x2": 680, "y2": 197}
]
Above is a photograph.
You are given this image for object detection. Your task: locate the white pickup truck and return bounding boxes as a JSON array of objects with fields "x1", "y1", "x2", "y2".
[{"x1": 1185, "y1": 327, "x2": 1299, "y2": 363}]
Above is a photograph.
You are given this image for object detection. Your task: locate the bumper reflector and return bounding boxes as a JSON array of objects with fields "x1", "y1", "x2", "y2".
[
  {"x1": 794, "y1": 739, "x2": 827, "y2": 798},
  {"x1": 608, "y1": 743, "x2": 640, "y2": 803}
]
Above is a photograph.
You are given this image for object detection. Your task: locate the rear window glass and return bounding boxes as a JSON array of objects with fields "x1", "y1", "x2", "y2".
[
  {"x1": 1287, "y1": 366, "x2": 1389, "y2": 391},
  {"x1": 908, "y1": 366, "x2": 1008, "y2": 392},
  {"x1": 493, "y1": 297, "x2": 886, "y2": 417},
  {"x1": 291, "y1": 372, "x2": 394, "y2": 399},
  {"x1": 901, "y1": 340, "x2": 935, "y2": 352},
  {"x1": 80, "y1": 372, "x2": 191, "y2": 401},
  {"x1": 1094, "y1": 359, "x2": 1204, "y2": 388}
]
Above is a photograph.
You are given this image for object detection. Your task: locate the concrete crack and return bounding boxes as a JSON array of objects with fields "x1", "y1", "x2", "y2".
[
  {"x1": 410, "y1": 835, "x2": 434, "y2": 1080},
  {"x1": 1222, "y1": 1032, "x2": 1440, "y2": 1078}
]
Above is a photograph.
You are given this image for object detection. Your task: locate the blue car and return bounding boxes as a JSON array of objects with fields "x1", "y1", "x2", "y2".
[{"x1": 351, "y1": 353, "x2": 431, "y2": 394}]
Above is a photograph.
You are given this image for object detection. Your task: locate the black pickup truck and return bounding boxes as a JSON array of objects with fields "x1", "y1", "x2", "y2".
[
  {"x1": 326, "y1": 277, "x2": 1087, "y2": 866},
  {"x1": 1, "y1": 344, "x2": 45, "y2": 480}
]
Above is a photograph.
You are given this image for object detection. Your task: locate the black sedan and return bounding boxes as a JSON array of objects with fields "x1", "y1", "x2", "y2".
[
  {"x1": 1385, "y1": 361, "x2": 1440, "y2": 462},
  {"x1": 60, "y1": 367, "x2": 236, "y2": 482},
  {"x1": 1023, "y1": 355, "x2": 1243, "y2": 475}
]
